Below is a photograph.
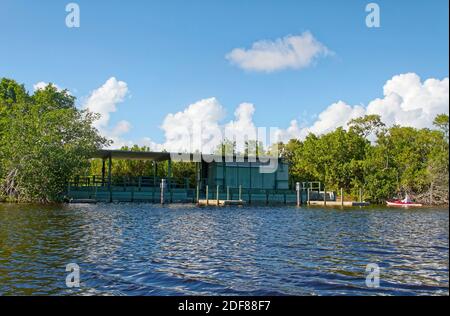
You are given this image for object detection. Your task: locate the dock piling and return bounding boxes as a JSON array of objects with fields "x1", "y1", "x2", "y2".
[
  {"x1": 161, "y1": 179, "x2": 166, "y2": 204},
  {"x1": 216, "y1": 185, "x2": 220, "y2": 206},
  {"x1": 196, "y1": 184, "x2": 200, "y2": 203}
]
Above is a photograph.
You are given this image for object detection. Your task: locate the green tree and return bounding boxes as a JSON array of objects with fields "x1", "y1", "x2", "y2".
[
  {"x1": 0, "y1": 79, "x2": 108, "y2": 202},
  {"x1": 348, "y1": 114, "x2": 386, "y2": 138},
  {"x1": 433, "y1": 114, "x2": 449, "y2": 142},
  {"x1": 425, "y1": 114, "x2": 449, "y2": 204}
]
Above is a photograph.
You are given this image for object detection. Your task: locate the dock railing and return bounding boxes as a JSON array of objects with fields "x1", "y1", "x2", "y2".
[{"x1": 67, "y1": 177, "x2": 352, "y2": 205}]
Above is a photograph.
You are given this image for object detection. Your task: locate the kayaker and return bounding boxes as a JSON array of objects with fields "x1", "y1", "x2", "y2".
[{"x1": 401, "y1": 194, "x2": 412, "y2": 203}]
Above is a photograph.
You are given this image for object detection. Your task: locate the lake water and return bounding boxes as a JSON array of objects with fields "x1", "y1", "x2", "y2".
[{"x1": 0, "y1": 203, "x2": 448, "y2": 296}]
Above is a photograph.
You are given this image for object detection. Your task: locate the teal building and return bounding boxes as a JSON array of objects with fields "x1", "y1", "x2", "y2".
[{"x1": 203, "y1": 159, "x2": 289, "y2": 190}]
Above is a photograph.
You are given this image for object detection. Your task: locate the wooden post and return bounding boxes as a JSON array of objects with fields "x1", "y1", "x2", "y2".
[
  {"x1": 296, "y1": 182, "x2": 300, "y2": 207},
  {"x1": 216, "y1": 185, "x2": 220, "y2": 206},
  {"x1": 249, "y1": 162, "x2": 252, "y2": 205},
  {"x1": 160, "y1": 179, "x2": 166, "y2": 204},
  {"x1": 307, "y1": 188, "x2": 310, "y2": 205},
  {"x1": 300, "y1": 187, "x2": 303, "y2": 205},
  {"x1": 206, "y1": 185, "x2": 209, "y2": 205},
  {"x1": 341, "y1": 188, "x2": 344, "y2": 207},
  {"x1": 227, "y1": 186, "x2": 230, "y2": 200},
  {"x1": 167, "y1": 160, "x2": 172, "y2": 192},
  {"x1": 195, "y1": 162, "x2": 202, "y2": 189},
  {"x1": 196, "y1": 184, "x2": 200, "y2": 203},
  {"x1": 323, "y1": 185, "x2": 327, "y2": 206},
  {"x1": 101, "y1": 158, "x2": 106, "y2": 186},
  {"x1": 108, "y1": 155, "x2": 112, "y2": 203},
  {"x1": 153, "y1": 161, "x2": 157, "y2": 188},
  {"x1": 359, "y1": 187, "x2": 362, "y2": 203},
  {"x1": 239, "y1": 185, "x2": 242, "y2": 201},
  {"x1": 222, "y1": 162, "x2": 226, "y2": 188}
]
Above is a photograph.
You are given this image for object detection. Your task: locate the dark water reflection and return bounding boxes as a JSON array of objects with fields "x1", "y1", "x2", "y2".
[{"x1": 0, "y1": 203, "x2": 448, "y2": 295}]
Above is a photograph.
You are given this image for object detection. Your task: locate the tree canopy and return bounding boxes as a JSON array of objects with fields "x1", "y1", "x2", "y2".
[
  {"x1": 280, "y1": 114, "x2": 449, "y2": 204},
  {"x1": 0, "y1": 78, "x2": 109, "y2": 202}
]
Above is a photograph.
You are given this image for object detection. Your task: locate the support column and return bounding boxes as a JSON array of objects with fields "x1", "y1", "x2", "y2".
[
  {"x1": 196, "y1": 161, "x2": 202, "y2": 192},
  {"x1": 249, "y1": 162, "x2": 252, "y2": 204},
  {"x1": 168, "y1": 159, "x2": 172, "y2": 190},
  {"x1": 196, "y1": 184, "x2": 200, "y2": 203},
  {"x1": 153, "y1": 162, "x2": 157, "y2": 187},
  {"x1": 108, "y1": 155, "x2": 112, "y2": 202},
  {"x1": 216, "y1": 185, "x2": 220, "y2": 206},
  {"x1": 101, "y1": 158, "x2": 106, "y2": 186},
  {"x1": 222, "y1": 161, "x2": 226, "y2": 188},
  {"x1": 195, "y1": 161, "x2": 199, "y2": 188},
  {"x1": 161, "y1": 179, "x2": 166, "y2": 204}
]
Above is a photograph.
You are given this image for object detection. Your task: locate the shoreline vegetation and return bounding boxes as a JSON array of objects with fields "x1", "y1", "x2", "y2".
[{"x1": 1, "y1": 78, "x2": 449, "y2": 205}]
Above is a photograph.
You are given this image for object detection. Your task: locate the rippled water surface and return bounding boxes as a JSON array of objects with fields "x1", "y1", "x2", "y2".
[{"x1": 0, "y1": 203, "x2": 448, "y2": 295}]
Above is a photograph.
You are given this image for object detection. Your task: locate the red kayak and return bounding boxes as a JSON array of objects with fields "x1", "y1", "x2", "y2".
[{"x1": 386, "y1": 200, "x2": 423, "y2": 207}]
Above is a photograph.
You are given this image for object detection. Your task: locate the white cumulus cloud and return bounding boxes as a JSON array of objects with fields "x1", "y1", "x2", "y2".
[
  {"x1": 366, "y1": 73, "x2": 449, "y2": 129},
  {"x1": 83, "y1": 77, "x2": 129, "y2": 130},
  {"x1": 83, "y1": 77, "x2": 131, "y2": 148},
  {"x1": 274, "y1": 73, "x2": 449, "y2": 142},
  {"x1": 306, "y1": 101, "x2": 366, "y2": 135},
  {"x1": 154, "y1": 73, "x2": 448, "y2": 152},
  {"x1": 225, "y1": 103, "x2": 257, "y2": 138},
  {"x1": 33, "y1": 81, "x2": 64, "y2": 92},
  {"x1": 226, "y1": 31, "x2": 331, "y2": 72},
  {"x1": 84, "y1": 72, "x2": 447, "y2": 152},
  {"x1": 161, "y1": 97, "x2": 226, "y2": 153}
]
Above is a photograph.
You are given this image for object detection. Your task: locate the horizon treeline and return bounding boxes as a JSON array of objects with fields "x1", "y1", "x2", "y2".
[
  {"x1": 1, "y1": 77, "x2": 449, "y2": 204},
  {"x1": 280, "y1": 114, "x2": 449, "y2": 204}
]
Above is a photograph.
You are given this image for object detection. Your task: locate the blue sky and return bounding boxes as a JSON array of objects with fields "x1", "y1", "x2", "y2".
[{"x1": 1, "y1": 0, "x2": 448, "y2": 149}]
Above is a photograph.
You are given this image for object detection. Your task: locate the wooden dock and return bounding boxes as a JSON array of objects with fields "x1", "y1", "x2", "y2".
[
  {"x1": 68, "y1": 198, "x2": 97, "y2": 204},
  {"x1": 309, "y1": 201, "x2": 370, "y2": 207},
  {"x1": 197, "y1": 199, "x2": 246, "y2": 206}
]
